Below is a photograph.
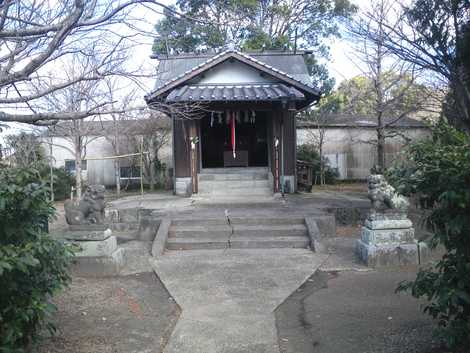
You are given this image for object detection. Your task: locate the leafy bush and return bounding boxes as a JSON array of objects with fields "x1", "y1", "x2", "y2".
[
  {"x1": 387, "y1": 123, "x2": 470, "y2": 350},
  {"x1": 0, "y1": 168, "x2": 74, "y2": 352},
  {"x1": 38, "y1": 166, "x2": 75, "y2": 201},
  {"x1": 297, "y1": 144, "x2": 338, "y2": 184}
]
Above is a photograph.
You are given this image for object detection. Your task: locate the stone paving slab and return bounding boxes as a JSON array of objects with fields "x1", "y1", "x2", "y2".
[{"x1": 152, "y1": 249, "x2": 328, "y2": 353}]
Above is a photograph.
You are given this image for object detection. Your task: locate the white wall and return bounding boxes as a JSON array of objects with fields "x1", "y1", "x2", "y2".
[
  {"x1": 42, "y1": 134, "x2": 173, "y2": 187},
  {"x1": 195, "y1": 61, "x2": 277, "y2": 85},
  {"x1": 297, "y1": 127, "x2": 430, "y2": 180}
]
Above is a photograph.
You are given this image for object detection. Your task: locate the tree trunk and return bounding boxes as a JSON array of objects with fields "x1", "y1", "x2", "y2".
[
  {"x1": 453, "y1": 73, "x2": 470, "y2": 131},
  {"x1": 114, "y1": 128, "x2": 121, "y2": 196},
  {"x1": 149, "y1": 137, "x2": 156, "y2": 191},
  {"x1": 114, "y1": 159, "x2": 121, "y2": 196},
  {"x1": 377, "y1": 125, "x2": 385, "y2": 172},
  {"x1": 75, "y1": 138, "x2": 82, "y2": 200},
  {"x1": 149, "y1": 161, "x2": 155, "y2": 191},
  {"x1": 375, "y1": 8, "x2": 385, "y2": 174},
  {"x1": 319, "y1": 140, "x2": 324, "y2": 185}
]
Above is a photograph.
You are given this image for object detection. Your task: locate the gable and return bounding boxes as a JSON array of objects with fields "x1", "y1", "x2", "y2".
[{"x1": 191, "y1": 60, "x2": 278, "y2": 85}]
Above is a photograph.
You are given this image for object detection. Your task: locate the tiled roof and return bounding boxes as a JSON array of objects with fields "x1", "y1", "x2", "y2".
[
  {"x1": 146, "y1": 50, "x2": 320, "y2": 102},
  {"x1": 166, "y1": 84, "x2": 305, "y2": 102}
]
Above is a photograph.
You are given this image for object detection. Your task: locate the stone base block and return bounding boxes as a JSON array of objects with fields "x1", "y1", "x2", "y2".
[
  {"x1": 281, "y1": 175, "x2": 296, "y2": 193},
  {"x1": 368, "y1": 211, "x2": 408, "y2": 221},
  {"x1": 68, "y1": 224, "x2": 108, "y2": 231},
  {"x1": 361, "y1": 226, "x2": 415, "y2": 245},
  {"x1": 356, "y1": 239, "x2": 419, "y2": 267},
  {"x1": 175, "y1": 177, "x2": 192, "y2": 197},
  {"x1": 70, "y1": 235, "x2": 117, "y2": 257},
  {"x1": 364, "y1": 219, "x2": 412, "y2": 230},
  {"x1": 71, "y1": 248, "x2": 125, "y2": 277},
  {"x1": 63, "y1": 229, "x2": 112, "y2": 241}
]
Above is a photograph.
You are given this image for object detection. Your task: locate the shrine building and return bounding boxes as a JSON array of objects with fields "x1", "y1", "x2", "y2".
[{"x1": 145, "y1": 50, "x2": 321, "y2": 197}]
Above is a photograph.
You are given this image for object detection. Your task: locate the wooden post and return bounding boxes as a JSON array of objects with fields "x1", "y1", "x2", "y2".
[
  {"x1": 190, "y1": 134, "x2": 198, "y2": 194},
  {"x1": 140, "y1": 136, "x2": 144, "y2": 197},
  {"x1": 191, "y1": 146, "x2": 197, "y2": 194},
  {"x1": 49, "y1": 140, "x2": 54, "y2": 202},
  {"x1": 274, "y1": 137, "x2": 280, "y2": 193}
]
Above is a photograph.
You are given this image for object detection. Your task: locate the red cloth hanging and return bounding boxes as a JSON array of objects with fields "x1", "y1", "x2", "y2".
[{"x1": 231, "y1": 112, "x2": 236, "y2": 158}]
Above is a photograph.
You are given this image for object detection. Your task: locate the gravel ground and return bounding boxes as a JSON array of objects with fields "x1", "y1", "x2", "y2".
[
  {"x1": 275, "y1": 269, "x2": 444, "y2": 353},
  {"x1": 36, "y1": 273, "x2": 180, "y2": 353}
]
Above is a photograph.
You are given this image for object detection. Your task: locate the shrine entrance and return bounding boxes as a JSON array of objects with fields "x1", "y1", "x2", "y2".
[{"x1": 200, "y1": 111, "x2": 268, "y2": 169}]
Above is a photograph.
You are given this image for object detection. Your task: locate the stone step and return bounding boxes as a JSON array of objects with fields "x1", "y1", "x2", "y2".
[
  {"x1": 169, "y1": 224, "x2": 308, "y2": 238},
  {"x1": 190, "y1": 195, "x2": 276, "y2": 206},
  {"x1": 166, "y1": 236, "x2": 310, "y2": 251},
  {"x1": 198, "y1": 173, "x2": 269, "y2": 181},
  {"x1": 198, "y1": 179, "x2": 270, "y2": 190},
  {"x1": 171, "y1": 217, "x2": 306, "y2": 227},
  {"x1": 198, "y1": 187, "x2": 273, "y2": 196},
  {"x1": 201, "y1": 167, "x2": 269, "y2": 174}
]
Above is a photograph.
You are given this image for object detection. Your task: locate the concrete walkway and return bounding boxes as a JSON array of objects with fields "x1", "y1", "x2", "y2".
[{"x1": 152, "y1": 249, "x2": 328, "y2": 353}]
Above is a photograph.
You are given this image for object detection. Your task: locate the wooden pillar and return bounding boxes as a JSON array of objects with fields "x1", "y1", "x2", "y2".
[
  {"x1": 173, "y1": 119, "x2": 193, "y2": 196},
  {"x1": 281, "y1": 109, "x2": 297, "y2": 193},
  {"x1": 189, "y1": 119, "x2": 199, "y2": 194},
  {"x1": 282, "y1": 110, "x2": 296, "y2": 175},
  {"x1": 270, "y1": 108, "x2": 282, "y2": 193},
  {"x1": 173, "y1": 119, "x2": 191, "y2": 178}
]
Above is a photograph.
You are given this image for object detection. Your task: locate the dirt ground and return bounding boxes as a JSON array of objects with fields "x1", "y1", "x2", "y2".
[
  {"x1": 36, "y1": 273, "x2": 180, "y2": 353},
  {"x1": 312, "y1": 182, "x2": 368, "y2": 193},
  {"x1": 49, "y1": 201, "x2": 67, "y2": 232},
  {"x1": 276, "y1": 269, "x2": 445, "y2": 353}
]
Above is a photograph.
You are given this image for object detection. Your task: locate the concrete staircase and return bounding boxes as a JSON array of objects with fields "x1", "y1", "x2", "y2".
[
  {"x1": 197, "y1": 167, "x2": 272, "y2": 197},
  {"x1": 166, "y1": 217, "x2": 310, "y2": 251}
]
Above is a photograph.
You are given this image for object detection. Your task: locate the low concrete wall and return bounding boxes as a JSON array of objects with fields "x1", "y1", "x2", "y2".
[
  {"x1": 305, "y1": 218, "x2": 326, "y2": 253},
  {"x1": 152, "y1": 219, "x2": 171, "y2": 257},
  {"x1": 328, "y1": 207, "x2": 370, "y2": 226},
  {"x1": 305, "y1": 215, "x2": 336, "y2": 253},
  {"x1": 139, "y1": 217, "x2": 161, "y2": 241},
  {"x1": 105, "y1": 207, "x2": 161, "y2": 242}
]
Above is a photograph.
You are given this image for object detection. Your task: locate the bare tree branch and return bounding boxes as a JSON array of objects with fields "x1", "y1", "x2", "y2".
[{"x1": 0, "y1": 0, "x2": 214, "y2": 125}]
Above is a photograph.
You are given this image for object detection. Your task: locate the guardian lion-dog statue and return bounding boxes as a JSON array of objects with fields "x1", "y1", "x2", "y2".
[
  {"x1": 64, "y1": 185, "x2": 106, "y2": 225},
  {"x1": 367, "y1": 174, "x2": 409, "y2": 213}
]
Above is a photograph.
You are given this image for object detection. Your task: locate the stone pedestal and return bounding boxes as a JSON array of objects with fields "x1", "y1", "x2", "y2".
[
  {"x1": 175, "y1": 177, "x2": 192, "y2": 197},
  {"x1": 64, "y1": 229, "x2": 125, "y2": 276},
  {"x1": 356, "y1": 212, "x2": 419, "y2": 267}
]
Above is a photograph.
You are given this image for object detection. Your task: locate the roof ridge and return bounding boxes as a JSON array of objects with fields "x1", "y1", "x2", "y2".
[{"x1": 151, "y1": 49, "x2": 313, "y2": 60}]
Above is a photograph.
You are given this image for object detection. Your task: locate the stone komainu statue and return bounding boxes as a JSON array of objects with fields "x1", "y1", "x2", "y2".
[
  {"x1": 64, "y1": 185, "x2": 106, "y2": 225},
  {"x1": 367, "y1": 174, "x2": 409, "y2": 213}
]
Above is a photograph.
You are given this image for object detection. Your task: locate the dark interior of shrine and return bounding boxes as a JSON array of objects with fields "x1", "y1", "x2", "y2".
[{"x1": 200, "y1": 110, "x2": 268, "y2": 169}]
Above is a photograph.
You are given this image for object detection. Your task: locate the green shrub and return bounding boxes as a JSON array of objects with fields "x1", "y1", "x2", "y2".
[
  {"x1": 38, "y1": 166, "x2": 74, "y2": 201},
  {"x1": 0, "y1": 168, "x2": 74, "y2": 352},
  {"x1": 297, "y1": 144, "x2": 338, "y2": 184},
  {"x1": 387, "y1": 123, "x2": 470, "y2": 350}
]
